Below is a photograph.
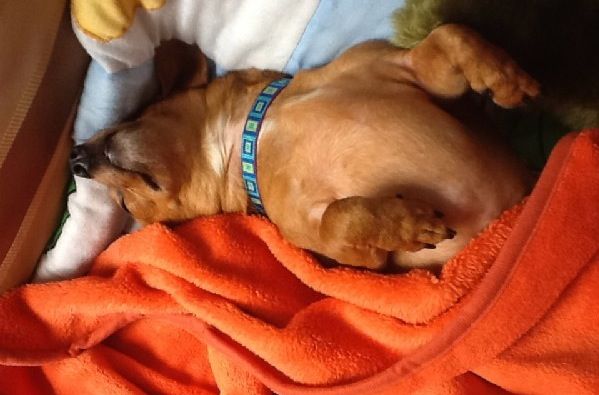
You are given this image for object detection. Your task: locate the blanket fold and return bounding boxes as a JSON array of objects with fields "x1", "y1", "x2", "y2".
[{"x1": 2, "y1": 130, "x2": 599, "y2": 394}]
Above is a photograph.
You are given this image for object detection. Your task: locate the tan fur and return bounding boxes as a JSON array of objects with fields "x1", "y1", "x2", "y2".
[{"x1": 79, "y1": 25, "x2": 538, "y2": 270}]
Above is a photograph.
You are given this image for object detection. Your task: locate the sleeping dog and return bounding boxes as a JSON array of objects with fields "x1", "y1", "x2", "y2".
[{"x1": 70, "y1": 25, "x2": 537, "y2": 270}]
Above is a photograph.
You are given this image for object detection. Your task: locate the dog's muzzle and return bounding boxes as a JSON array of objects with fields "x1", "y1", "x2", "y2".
[{"x1": 69, "y1": 144, "x2": 92, "y2": 178}]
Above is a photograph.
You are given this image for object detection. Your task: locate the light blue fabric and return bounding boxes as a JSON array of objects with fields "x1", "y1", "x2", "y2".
[
  {"x1": 284, "y1": 0, "x2": 405, "y2": 74},
  {"x1": 73, "y1": 60, "x2": 158, "y2": 144}
]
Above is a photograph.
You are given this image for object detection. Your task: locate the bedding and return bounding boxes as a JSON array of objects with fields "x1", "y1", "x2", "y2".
[
  {"x1": 32, "y1": 60, "x2": 158, "y2": 281},
  {"x1": 2, "y1": 131, "x2": 599, "y2": 394}
]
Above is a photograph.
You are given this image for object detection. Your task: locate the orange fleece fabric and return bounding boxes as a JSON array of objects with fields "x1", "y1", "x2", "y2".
[{"x1": 1, "y1": 130, "x2": 599, "y2": 395}]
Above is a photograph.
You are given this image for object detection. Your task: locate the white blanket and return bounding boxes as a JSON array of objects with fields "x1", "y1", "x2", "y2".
[{"x1": 74, "y1": 0, "x2": 319, "y2": 72}]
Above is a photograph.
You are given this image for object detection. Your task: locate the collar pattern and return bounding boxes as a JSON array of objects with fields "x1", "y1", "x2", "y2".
[{"x1": 241, "y1": 77, "x2": 291, "y2": 216}]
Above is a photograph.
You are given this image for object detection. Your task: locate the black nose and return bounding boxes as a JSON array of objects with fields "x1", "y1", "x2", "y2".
[{"x1": 69, "y1": 145, "x2": 92, "y2": 178}]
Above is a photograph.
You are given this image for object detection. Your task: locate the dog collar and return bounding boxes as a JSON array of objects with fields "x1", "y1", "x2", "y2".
[{"x1": 241, "y1": 76, "x2": 292, "y2": 216}]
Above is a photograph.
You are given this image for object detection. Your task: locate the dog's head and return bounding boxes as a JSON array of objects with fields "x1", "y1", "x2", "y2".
[{"x1": 70, "y1": 40, "x2": 217, "y2": 224}]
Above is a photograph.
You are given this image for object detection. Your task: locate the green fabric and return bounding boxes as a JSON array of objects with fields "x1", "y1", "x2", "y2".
[{"x1": 44, "y1": 177, "x2": 76, "y2": 252}]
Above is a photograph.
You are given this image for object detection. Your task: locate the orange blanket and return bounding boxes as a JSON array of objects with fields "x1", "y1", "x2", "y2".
[{"x1": 1, "y1": 131, "x2": 599, "y2": 395}]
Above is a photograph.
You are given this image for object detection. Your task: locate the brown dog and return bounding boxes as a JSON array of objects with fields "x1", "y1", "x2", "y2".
[{"x1": 70, "y1": 25, "x2": 538, "y2": 270}]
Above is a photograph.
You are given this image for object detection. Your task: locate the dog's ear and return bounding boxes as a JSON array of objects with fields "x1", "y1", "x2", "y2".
[{"x1": 154, "y1": 39, "x2": 210, "y2": 97}]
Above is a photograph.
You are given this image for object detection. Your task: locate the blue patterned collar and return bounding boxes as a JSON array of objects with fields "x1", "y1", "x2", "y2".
[{"x1": 241, "y1": 77, "x2": 292, "y2": 216}]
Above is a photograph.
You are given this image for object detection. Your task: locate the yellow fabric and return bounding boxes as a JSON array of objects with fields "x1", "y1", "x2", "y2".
[{"x1": 72, "y1": 0, "x2": 166, "y2": 42}]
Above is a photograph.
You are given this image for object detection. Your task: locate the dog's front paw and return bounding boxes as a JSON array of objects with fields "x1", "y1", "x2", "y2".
[
  {"x1": 394, "y1": 198, "x2": 456, "y2": 251},
  {"x1": 317, "y1": 195, "x2": 457, "y2": 269}
]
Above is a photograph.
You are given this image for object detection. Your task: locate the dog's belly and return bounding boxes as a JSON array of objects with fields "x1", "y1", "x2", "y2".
[{"x1": 262, "y1": 84, "x2": 530, "y2": 267}]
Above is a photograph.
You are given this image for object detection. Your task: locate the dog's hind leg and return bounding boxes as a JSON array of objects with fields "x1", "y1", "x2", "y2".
[
  {"x1": 401, "y1": 24, "x2": 540, "y2": 108},
  {"x1": 317, "y1": 195, "x2": 454, "y2": 269}
]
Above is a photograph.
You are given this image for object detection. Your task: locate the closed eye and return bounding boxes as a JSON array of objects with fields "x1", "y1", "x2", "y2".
[
  {"x1": 104, "y1": 140, "x2": 161, "y2": 191},
  {"x1": 120, "y1": 195, "x2": 131, "y2": 213},
  {"x1": 139, "y1": 172, "x2": 161, "y2": 191}
]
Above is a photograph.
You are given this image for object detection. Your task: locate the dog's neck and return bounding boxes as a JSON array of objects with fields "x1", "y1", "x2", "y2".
[{"x1": 202, "y1": 70, "x2": 285, "y2": 214}]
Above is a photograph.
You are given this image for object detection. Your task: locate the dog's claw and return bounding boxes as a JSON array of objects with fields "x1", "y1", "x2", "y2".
[{"x1": 447, "y1": 228, "x2": 456, "y2": 239}]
